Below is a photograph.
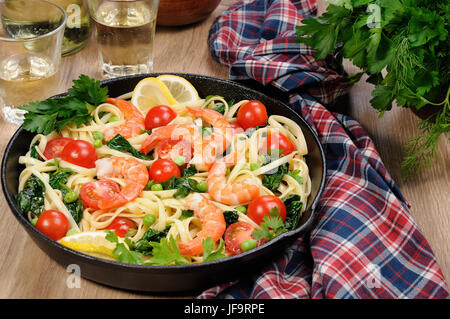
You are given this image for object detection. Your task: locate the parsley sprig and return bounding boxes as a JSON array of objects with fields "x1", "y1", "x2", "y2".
[
  {"x1": 252, "y1": 207, "x2": 288, "y2": 241},
  {"x1": 19, "y1": 75, "x2": 108, "y2": 135},
  {"x1": 296, "y1": 0, "x2": 449, "y2": 178}
]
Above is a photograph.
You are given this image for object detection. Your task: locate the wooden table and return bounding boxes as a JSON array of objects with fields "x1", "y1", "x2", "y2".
[{"x1": 0, "y1": 0, "x2": 448, "y2": 298}]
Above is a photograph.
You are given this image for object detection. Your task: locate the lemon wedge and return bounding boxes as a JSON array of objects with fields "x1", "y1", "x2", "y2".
[
  {"x1": 157, "y1": 74, "x2": 200, "y2": 104},
  {"x1": 131, "y1": 77, "x2": 178, "y2": 113},
  {"x1": 60, "y1": 231, "x2": 120, "y2": 259}
]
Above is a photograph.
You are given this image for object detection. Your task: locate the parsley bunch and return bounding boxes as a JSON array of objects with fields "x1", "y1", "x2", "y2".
[
  {"x1": 19, "y1": 75, "x2": 108, "y2": 135},
  {"x1": 297, "y1": 0, "x2": 449, "y2": 178}
]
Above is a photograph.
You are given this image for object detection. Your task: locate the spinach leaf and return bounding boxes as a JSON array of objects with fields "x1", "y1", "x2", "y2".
[
  {"x1": 134, "y1": 226, "x2": 171, "y2": 255},
  {"x1": 49, "y1": 166, "x2": 83, "y2": 224},
  {"x1": 283, "y1": 194, "x2": 303, "y2": 231},
  {"x1": 181, "y1": 165, "x2": 198, "y2": 177},
  {"x1": 180, "y1": 209, "x2": 194, "y2": 220},
  {"x1": 15, "y1": 174, "x2": 45, "y2": 217},
  {"x1": 106, "y1": 134, "x2": 151, "y2": 160},
  {"x1": 30, "y1": 141, "x2": 40, "y2": 159},
  {"x1": 223, "y1": 211, "x2": 239, "y2": 227},
  {"x1": 262, "y1": 163, "x2": 288, "y2": 192},
  {"x1": 161, "y1": 175, "x2": 204, "y2": 199}
]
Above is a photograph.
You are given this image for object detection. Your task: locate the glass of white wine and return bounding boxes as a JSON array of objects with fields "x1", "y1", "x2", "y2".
[
  {"x1": 0, "y1": 0, "x2": 67, "y2": 125},
  {"x1": 87, "y1": 0, "x2": 159, "y2": 78}
]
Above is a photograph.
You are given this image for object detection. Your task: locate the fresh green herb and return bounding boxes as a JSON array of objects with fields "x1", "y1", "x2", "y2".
[
  {"x1": 282, "y1": 194, "x2": 303, "y2": 231},
  {"x1": 106, "y1": 134, "x2": 151, "y2": 160},
  {"x1": 180, "y1": 209, "x2": 194, "y2": 220},
  {"x1": 48, "y1": 163, "x2": 83, "y2": 224},
  {"x1": 105, "y1": 230, "x2": 143, "y2": 265},
  {"x1": 223, "y1": 210, "x2": 239, "y2": 227},
  {"x1": 31, "y1": 216, "x2": 39, "y2": 226},
  {"x1": 133, "y1": 226, "x2": 171, "y2": 255},
  {"x1": 296, "y1": 0, "x2": 449, "y2": 178},
  {"x1": 288, "y1": 170, "x2": 304, "y2": 185},
  {"x1": 141, "y1": 129, "x2": 152, "y2": 135},
  {"x1": 252, "y1": 207, "x2": 288, "y2": 241},
  {"x1": 202, "y1": 238, "x2": 226, "y2": 262},
  {"x1": 67, "y1": 74, "x2": 109, "y2": 106},
  {"x1": 30, "y1": 141, "x2": 40, "y2": 159},
  {"x1": 125, "y1": 228, "x2": 137, "y2": 238},
  {"x1": 144, "y1": 180, "x2": 155, "y2": 190},
  {"x1": 161, "y1": 175, "x2": 206, "y2": 198},
  {"x1": 147, "y1": 236, "x2": 190, "y2": 265},
  {"x1": 19, "y1": 75, "x2": 108, "y2": 135},
  {"x1": 181, "y1": 165, "x2": 198, "y2": 177},
  {"x1": 262, "y1": 163, "x2": 288, "y2": 192},
  {"x1": 14, "y1": 174, "x2": 45, "y2": 217}
]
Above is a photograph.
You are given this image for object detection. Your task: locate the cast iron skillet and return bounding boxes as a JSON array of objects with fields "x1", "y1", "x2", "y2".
[{"x1": 1, "y1": 73, "x2": 326, "y2": 294}]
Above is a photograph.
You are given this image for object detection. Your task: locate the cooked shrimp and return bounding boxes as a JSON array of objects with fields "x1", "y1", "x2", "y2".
[
  {"x1": 140, "y1": 107, "x2": 234, "y2": 171},
  {"x1": 103, "y1": 98, "x2": 145, "y2": 141},
  {"x1": 207, "y1": 153, "x2": 261, "y2": 206},
  {"x1": 178, "y1": 193, "x2": 226, "y2": 256},
  {"x1": 95, "y1": 156, "x2": 149, "y2": 210},
  {"x1": 139, "y1": 123, "x2": 195, "y2": 155}
]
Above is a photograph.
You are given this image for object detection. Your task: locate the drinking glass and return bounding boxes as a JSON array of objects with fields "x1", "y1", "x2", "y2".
[
  {"x1": 88, "y1": 0, "x2": 159, "y2": 78},
  {"x1": 0, "y1": 0, "x2": 67, "y2": 125}
]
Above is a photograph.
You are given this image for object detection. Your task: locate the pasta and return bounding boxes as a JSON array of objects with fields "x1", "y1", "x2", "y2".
[{"x1": 16, "y1": 80, "x2": 311, "y2": 265}]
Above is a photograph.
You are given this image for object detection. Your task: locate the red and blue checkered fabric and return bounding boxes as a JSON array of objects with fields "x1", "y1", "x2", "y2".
[{"x1": 198, "y1": 0, "x2": 449, "y2": 299}]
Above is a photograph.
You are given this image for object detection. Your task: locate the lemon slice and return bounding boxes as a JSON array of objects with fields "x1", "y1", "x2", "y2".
[
  {"x1": 131, "y1": 77, "x2": 178, "y2": 113},
  {"x1": 60, "y1": 231, "x2": 121, "y2": 259},
  {"x1": 157, "y1": 74, "x2": 200, "y2": 104}
]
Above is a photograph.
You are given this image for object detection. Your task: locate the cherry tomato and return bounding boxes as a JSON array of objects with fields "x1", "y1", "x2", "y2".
[
  {"x1": 104, "y1": 217, "x2": 137, "y2": 238},
  {"x1": 61, "y1": 140, "x2": 98, "y2": 168},
  {"x1": 262, "y1": 132, "x2": 296, "y2": 156},
  {"x1": 247, "y1": 195, "x2": 287, "y2": 225},
  {"x1": 148, "y1": 158, "x2": 181, "y2": 183},
  {"x1": 145, "y1": 105, "x2": 177, "y2": 130},
  {"x1": 225, "y1": 221, "x2": 263, "y2": 255},
  {"x1": 35, "y1": 209, "x2": 70, "y2": 241},
  {"x1": 229, "y1": 122, "x2": 244, "y2": 134},
  {"x1": 156, "y1": 139, "x2": 193, "y2": 164},
  {"x1": 236, "y1": 100, "x2": 268, "y2": 130},
  {"x1": 43, "y1": 137, "x2": 73, "y2": 160},
  {"x1": 80, "y1": 179, "x2": 121, "y2": 210}
]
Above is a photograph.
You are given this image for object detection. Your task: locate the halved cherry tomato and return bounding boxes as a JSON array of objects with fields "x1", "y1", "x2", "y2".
[
  {"x1": 148, "y1": 158, "x2": 181, "y2": 183},
  {"x1": 225, "y1": 221, "x2": 263, "y2": 255},
  {"x1": 43, "y1": 137, "x2": 73, "y2": 160},
  {"x1": 145, "y1": 105, "x2": 177, "y2": 130},
  {"x1": 35, "y1": 209, "x2": 70, "y2": 241},
  {"x1": 104, "y1": 217, "x2": 137, "y2": 238},
  {"x1": 236, "y1": 100, "x2": 268, "y2": 130},
  {"x1": 247, "y1": 195, "x2": 287, "y2": 225},
  {"x1": 262, "y1": 132, "x2": 296, "y2": 156},
  {"x1": 80, "y1": 179, "x2": 121, "y2": 210},
  {"x1": 61, "y1": 140, "x2": 98, "y2": 168},
  {"x1": 156, "y1": 139, "x2": 193, "y2": 164}
]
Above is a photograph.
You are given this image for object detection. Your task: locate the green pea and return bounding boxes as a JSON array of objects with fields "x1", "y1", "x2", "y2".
[
  {"x1": 93, "y1": 139, "x2": 103, "y2": 148},
  {"x1": 174, "y1": 155, "x2": 185, "y2": 166},
  {"x1": 31, "y1": 216, "x2": 39, "y2": 226},
  {"x1": 235, "y1": 205, "x2": 247, "y2": 214},
  {"x1": 66, "y1": 228, "x2": 78, "y2": 237},
  {"x1": 250, "y1": 163, "x2": 261, "y2": 171},
  {"x1": 64, "y1": 191, "x2": 78, "y2": 203},
  {"x1": 93, "y1": 132, "x2": 103, "y2": 140},
  {"x1": 143, "y1": 214, "x2": 156, "y2": 226},
  {"x1": 151, "y1": 183, "x2": 163, "y2": 191},
  {"x1": 196, "y1": 181, "x2": 208, "y2": 192},
  {"x1": 108, "y1": 116, "x2": 119, "y2": 123},
  {"x1": 241, "y1": 239, "x2": 257, "y2": 252}
]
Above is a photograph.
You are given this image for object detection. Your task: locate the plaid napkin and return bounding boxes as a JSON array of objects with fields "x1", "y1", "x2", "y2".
[{"x1": 198, "y1": 0, "x2": 449, "y2": 298}]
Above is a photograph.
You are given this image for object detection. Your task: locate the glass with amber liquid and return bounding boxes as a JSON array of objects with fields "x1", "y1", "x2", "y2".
[{"x1": 88, "y1": 0, "x2": 159, "y2": 78}]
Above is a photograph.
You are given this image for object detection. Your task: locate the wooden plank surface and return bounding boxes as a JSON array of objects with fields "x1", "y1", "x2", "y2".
[{"x1": 0, "y1": 0, "x2": 447, "y2": 298}]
